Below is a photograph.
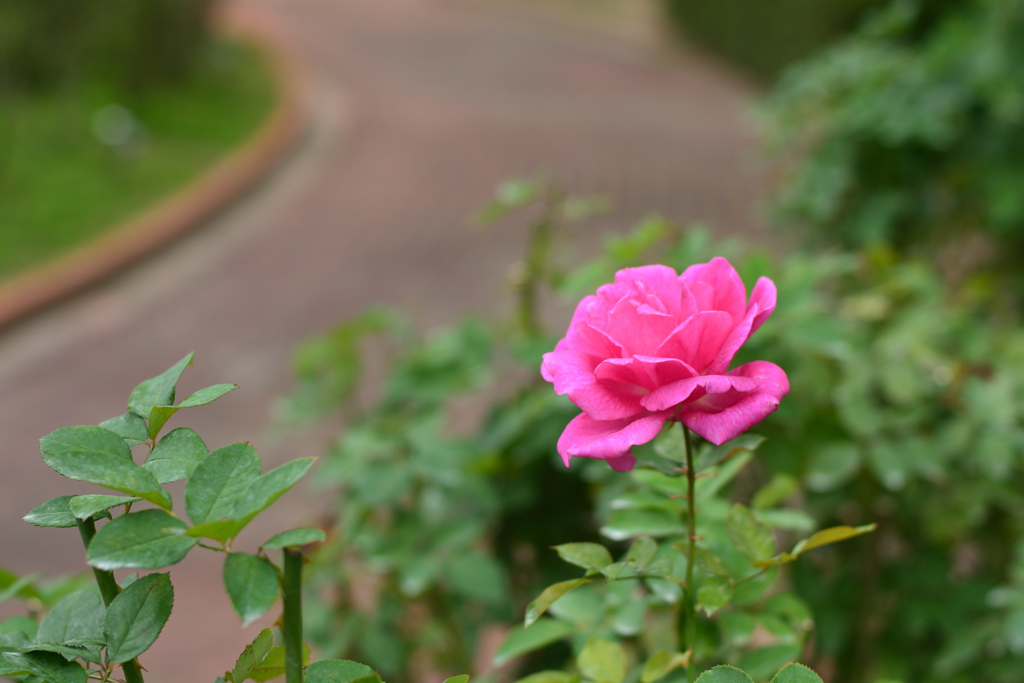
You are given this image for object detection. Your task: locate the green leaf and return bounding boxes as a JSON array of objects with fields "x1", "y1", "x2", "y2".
[
  {"x1": 87, "y1": 510, "x2": 198, "y2": 570},
  {"x1": 736, "y1": 644, "x2": 800, "y2": 681},
  {"x1": 99, "y1": 412, "x2": 149, "y2": 447},
  {"x1": 770, "y1": 663, "x2": 823, "y2": 683},
  {"x1": 493, "y1": 618, "x2": 574, "y2": 666},
  {"x1": 249, "y1": 644, "x2": 310, "y2": 682},
  {"x1": 0, "y1": 650, "x2": 86, "y2": 683},
  {"x1": 694, "y1": 666, "x2": 755, "y2": 683},
  {"x1": 694, "y1": 434, "x2": 765, "y2": 473},
  {"x1": 554, "y1": 543, "x2": 613, "y2": 573},
  {"x1": 177, "y1": 384, "x2": 237, "y2": 408},
  {"x1": 694, "y1": 547, "x2": 731, "y2": 577},
  {"x1": 144, "y1": 428, "x2": 209, "y2": 484},
  {"x1": 22, "y1": 641, "x2": 102, "y2": 665},
  {"x1": 230, "y1": 628, "x2": 273, "y2": 683},
  {"x1": 128, "y1": 353, "x2": 194, "y2": 419},
  {"x1": 751, "y1": 474, "x2": 799, "y2": 510},
  {"x1": 185, "y1": 442, "x2": 261, "y2": 525},
  {"x1": 754, "y1": 509, "x2": 815, "y2": 533},
  {"x1": 443, "y1": 677, "x2": 470, "y2": 683},
  {"x1": 187, "y1": 520, "x2": 247, "y2": 543},
  {"x1": 601, "y1": 510, "x2": 686, "y2": 541},
  {"x1": 304, "y1": 660, "x2": 377, "y2": 683},
  {"x1": 525, "y1": 579, "x2": 593, "y2": 627},
  {"x1": 0, "y1": 574, "x2": 42, "y2": 607},
  {"x1": 35, "y1": 590, "x2": 105, "y2": 649},
  {"x1": 641, "y1": 651, "x2": 691, "y2": 683},
  {"x1": 230, "y1": 458, "x2": 315, "y2": 526},
  {"x1": 24, "y1": 497, "x2": 77, "y2": 528},
  {"x1": 147, "y1": 406, "x2": 179, "y2": 442},
  {"x1": 726, "y1": 504, "x2": 776, "y2": 561},
  {"x1": 69, "y1": 495, "x2": 140, "y2": 521},
  {"x1": 223, "y1": 554, "x2": 279, "y2": 627},
  {"x1": 623, "y1": 536, "x2": 658, "y2": 569},
  {"x1": 696, "y1": 576, "x2": 733, "y2": 615},
  {"x1": 260, "y1": 528, "x2": 326, "y2": 550},
  {"x1": 39, "y1": 426, "x2": 172, "y2": 510},
  {"x1": 792, "y1": 524, "x2": 877, "y2": 556},
  {"x1": 577, "y1": 637, "x2": 627, "y2": 683},
  {"x1": 514, "y1": 672, "x2": 579, "y2": 683},
  {"x1": 103, "y1": 573, "x2": 173, "y2": 663}
]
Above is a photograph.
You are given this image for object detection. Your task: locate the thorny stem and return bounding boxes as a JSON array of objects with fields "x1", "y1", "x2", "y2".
[
  {"x1": 683, "y1": 422, "x2": 698, "y2": 683},
  {"x1": 77, "y1": 518, "x2": 146, "y2": 683},
  {"x1": 283, "y1": 549, "x2": 304, "y2": 683}
]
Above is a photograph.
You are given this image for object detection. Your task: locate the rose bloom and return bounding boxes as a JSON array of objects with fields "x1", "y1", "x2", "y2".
[{"x1": 542, "y1": 258, "x2": 789, "y2": 471}]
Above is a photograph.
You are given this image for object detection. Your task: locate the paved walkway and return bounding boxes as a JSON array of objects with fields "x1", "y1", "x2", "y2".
[{"x1": 0, "y1": 0, "x2": 767, "y2": 678}]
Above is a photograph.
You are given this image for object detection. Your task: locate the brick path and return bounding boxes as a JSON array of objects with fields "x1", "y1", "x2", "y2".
[{"x1": 0, "y1": 0, "x2": 768, "y2": 679}]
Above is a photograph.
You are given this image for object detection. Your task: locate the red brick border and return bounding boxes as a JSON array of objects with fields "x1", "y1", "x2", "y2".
[{"x1": 0, "y1": 16, "x2": 307, "y2": 330}]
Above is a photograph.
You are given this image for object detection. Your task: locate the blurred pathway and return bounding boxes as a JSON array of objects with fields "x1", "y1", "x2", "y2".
[{"x1": 0, "y1": 0, "x2": 767, "y2": 678}]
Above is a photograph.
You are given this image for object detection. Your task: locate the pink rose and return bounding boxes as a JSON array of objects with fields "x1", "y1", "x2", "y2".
[{"x1": 542, "y1": 258, "x2": 789, "y2": 471}]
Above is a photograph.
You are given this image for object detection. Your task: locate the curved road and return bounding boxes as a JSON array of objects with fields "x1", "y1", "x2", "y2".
[{"x1": 0, "y1": 0, "x2": 767, "y2": 678}]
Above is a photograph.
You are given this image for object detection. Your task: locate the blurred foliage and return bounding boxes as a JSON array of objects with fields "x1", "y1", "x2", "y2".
[
  {"x1": 760, "y1": 0, "x2": 1024, "y2": 298},
  {"x1": 659, "y1": 0, "x2": 892, "y2": 81},
  {"x1": 0, "y1": 39, "x2": 275, "y2": 280},
  {"x1": 0, "y1": 0, "x2": 215, "y2": 94},
  {"x1": 285, "y1": 180, "x2": 1024, "y2": 683}
]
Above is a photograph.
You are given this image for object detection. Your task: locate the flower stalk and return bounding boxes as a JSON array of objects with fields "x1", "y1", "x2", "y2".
[{"x1": 682, "y1": 422, "x2": 697, "y2": 683}]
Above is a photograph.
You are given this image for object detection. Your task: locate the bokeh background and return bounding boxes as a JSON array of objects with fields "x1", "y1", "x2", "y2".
[{"x1": 2, "y1": 1, "x2": 1024, "y2": 682}]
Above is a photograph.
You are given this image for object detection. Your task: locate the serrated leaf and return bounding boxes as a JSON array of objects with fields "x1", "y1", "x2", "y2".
[
  {"x1": 103, "y1": 573, "x2": 173, "y2": 663},
  {"x1": 249, "y1": 644, "x2": 310, "y2": 682},
  {"x1": 304, "y1": 659, "x2": 377, "y2": 683},
  {"x1": 224, "y1": 554, "x2": 279, "y2": 627},
  {"x1": 99, "y1": 412, "x2": 149, "y2": 447},
  {"x1": 770, "y1": 663, "x2": 823, "y2": 683},
  {"x1": 554, "y1": 543, "x2": 613, "y2": 573},
  {"x1": 697, "y1": 576, "x2": 733, "y2": 615},
  {"x1": 525, "y1": 579, "x2": 593, "y2": 627},
  {"x1": 577, "y1": 637, "x2": 627, "y2": 683},
  {"x1": 35, "y1": 590, "x2": 105, "y2": 651},
  {"x1": 128, "y1": 353, "x2": 194, "y2": 420},
  {"x1": 0, "y1": 650, "x2": 86, "y2": 683},
  {"x1": 185, "y1": 443, "x2": 261, "y2": 526},
  {"x1": 694, "y1": 666, "x2": 755, "y2": 683},
  {"x1": 726, "y1": 504, "x2": 776, "y2": 561},
  {"x1": 493, "y1": 618, "x2": 574, "y2": 666},
  {"x1": 144, "y1": 428, "x2": 209, "y2": 484},
  {"x1": 24, "y1": 497, "x2": 77, "y2": 528},
  {"x1": 792, "y1": 524, "x2": 877, "y2": 556},
  {"x1": 69, "y1": 495, "x2": 140, "y2": 521},
  {"x1": 623, "y1": 536, "x2": 658, "y2": 569},
  {"x1": 87, "y1": 510, "x2": 198, "y2": 570},
  {"x1": 40, "y1": 426, "x2": 171, "y2": 510},
  {"x1": 641, "y1": 651, "x2": 691, "y2": 683},
  {"x1": 231, "y1": 628, "x2": 273, "y2": 683},
  {"x1": 178, "y1": 384, "x2": 237, "y2": 408},
  {"x1": 230, "y1": 458, "x2": 315, "y2": 527},
  {"x1": 261, "y1": 528, "x2": 326, "y2": 550}
]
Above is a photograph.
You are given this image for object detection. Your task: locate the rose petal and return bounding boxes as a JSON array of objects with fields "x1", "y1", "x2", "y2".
[
  {"x1": 640, "y1": 373, "x2": 759, "y2": 412},
  {"x1": 614, "y1": 265, "x2": 686, "y2": 318},
  {"x1": 655, "y1": 310, "x2": 734, "y2": 373},
  {"x1": 595, "y1": 356, "x2": 696, "y2": 392},
  {"x1": 542, "y1": 350, "x2": 644, "y2": 420},
  {"x1": 704, "y1": 304, "x2": 759, "y2": 376},
  {"x1": 679, "y1": 361, "x2": 790, "y2": 445},
  {"x1": 681, "y1": 257, "x2": 747, "y2": 325},
  {"x1": 557, "y1": 410, "x2": 671, "y2": 468},
  {"x1": 607, "y1": 298, "x2": 678, "y2": 357},
  {"x1": 747, "y1": 277, "x2": 777, "y2": 336}
]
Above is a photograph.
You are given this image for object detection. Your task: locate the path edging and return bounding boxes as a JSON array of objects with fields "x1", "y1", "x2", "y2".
[{"x1": 0, "y1": 18, "x2": 307, "y2": 330}]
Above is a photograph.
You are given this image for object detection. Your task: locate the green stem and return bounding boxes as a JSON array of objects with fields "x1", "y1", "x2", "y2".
[
  {"x1": 76, "y1": 518, "x2": 145, "y2": 683},
  {"x1": 283, "y1": 548, "x2": 304, "y2": 683},
  {"x1": 683, "y1": 423, "x2": 697, "y2": 683}
]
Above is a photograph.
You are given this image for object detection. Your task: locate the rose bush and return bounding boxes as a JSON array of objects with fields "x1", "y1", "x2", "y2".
[{"x1": 542, "y1": 258, "x2": 789, "y2": 471}]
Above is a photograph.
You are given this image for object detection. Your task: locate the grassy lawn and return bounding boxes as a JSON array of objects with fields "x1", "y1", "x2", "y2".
[{"x1": 0, "y1": 38, "x2": 277, "y2": 280}]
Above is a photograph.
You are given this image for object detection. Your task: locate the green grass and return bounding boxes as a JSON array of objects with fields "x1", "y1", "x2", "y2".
[{"x1": 0, "y1": 38, "x2": 277, "y2": 280}]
